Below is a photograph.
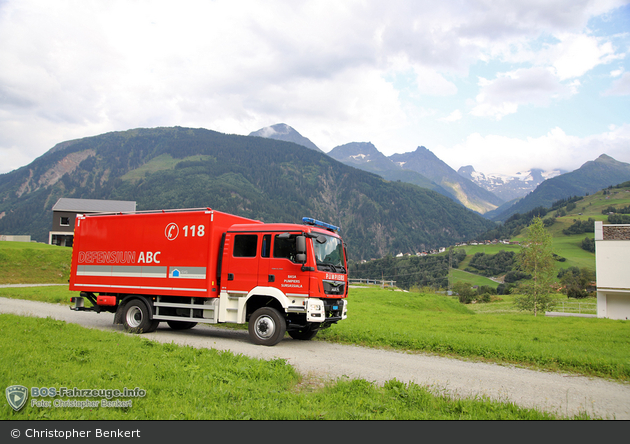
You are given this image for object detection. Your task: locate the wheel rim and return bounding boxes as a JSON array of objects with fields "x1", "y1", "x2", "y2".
[
  {"x1": 254, "y1": 314, "x2": 275, "y2": 340},
  {"x1": 126, "y1": 306, "x2": 143, "y2": 328}
]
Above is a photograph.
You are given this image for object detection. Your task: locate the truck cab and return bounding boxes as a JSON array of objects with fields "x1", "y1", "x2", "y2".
[{"x1": 221, "y1": 219, "x2": 348, "y2": 344}]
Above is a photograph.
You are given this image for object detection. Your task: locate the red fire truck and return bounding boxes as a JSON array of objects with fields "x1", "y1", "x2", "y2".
[{"x1": 69, "y1": 208, "x2": 348, "y2": 346}]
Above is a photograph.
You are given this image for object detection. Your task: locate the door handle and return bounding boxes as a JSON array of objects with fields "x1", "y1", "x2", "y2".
[
  {"x1": 268, "y1": 274, "x2": 275, "y2": 282},
  {"x1": 228, "y1": 273, "x2": 234, "y2": 281}
]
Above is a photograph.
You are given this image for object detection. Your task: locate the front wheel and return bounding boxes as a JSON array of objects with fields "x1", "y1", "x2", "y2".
[
  {"x1": 122, "y1": 300, "x2": 159, "y2": 333},
  {"x1": 248, "y1": 307, "x2": 286, "y2": 346},
  {"x1": 288, "y1": 324, "x2": 319, "y2": 340}
]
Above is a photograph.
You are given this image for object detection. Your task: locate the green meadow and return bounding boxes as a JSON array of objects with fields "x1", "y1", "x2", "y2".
[
  {"x1": 0, "y1": 241, "x2": 71, "y2": 284},
  {"x1": 319, "y1": 287, "x2": 629, "y2": 381},
  {"x1": 1, "y1": 314, "x2": 567, "y2": 420}
]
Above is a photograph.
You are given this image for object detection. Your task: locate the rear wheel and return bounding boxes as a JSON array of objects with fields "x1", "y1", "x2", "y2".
[
  {"x1": 167, "y1": 320, "x2": 197, "y2": 330},
  {"x1": 122, "y1": 300, "x2": 159, "y2": 333},
  {"x1": 248, "y1": 307, "x2": 286, "y2": 346}
]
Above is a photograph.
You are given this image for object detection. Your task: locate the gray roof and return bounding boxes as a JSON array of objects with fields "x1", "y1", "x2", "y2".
[{"x1": 52, "y1": 198, "x2": 136, "y2": 213}]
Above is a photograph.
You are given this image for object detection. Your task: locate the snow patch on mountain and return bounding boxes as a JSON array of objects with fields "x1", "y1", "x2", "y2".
[{"x1": 458, "y1": 165, "x2": 563, "y2": 202}]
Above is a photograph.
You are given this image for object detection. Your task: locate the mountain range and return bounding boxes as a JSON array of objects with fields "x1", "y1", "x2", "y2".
[
  {"x1": 0, "y1": 127, "x2": 495, "y2": 260},
  {"x1": 252, "y1": 124, "x2": 630, "y2": 221},
  {"x1": 388, "y1": 146, "x2": 504, "y2": 214},
  {"x1": 490, "y1": 154, "x2": 630, "y2": 221},
  {"x1": 248, "y1": 124, "x2": 507, "y2": 212},
  {"x1": 3, "y1": 124, "x2": 630, "y2": 258},
  {"x1": 325, "y1": 142, "x2": 455, "y2": 200}
]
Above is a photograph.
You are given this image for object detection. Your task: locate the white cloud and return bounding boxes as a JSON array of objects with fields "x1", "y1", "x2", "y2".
[
  {"x1": 413, "y1": 66, "x2": 458, "y2": 96},
  {"x1": 603, "y1": 71, "x2": 630, "y2": 95},
  {"x1": 440, "y1": 110, "x2": 463, "y2": 122},
  {"x1": 438, "y1": 125, "x2": 630, "y2": 175},
  {"x1": 549, "y1": 33, "x2": 621, "y2": 80},
  {"x1": 470, "y1": 68, "x2": 576, "y2": 119},
  {"x1": 0, "y1": 0, "x2": 628, "y2": 175}
]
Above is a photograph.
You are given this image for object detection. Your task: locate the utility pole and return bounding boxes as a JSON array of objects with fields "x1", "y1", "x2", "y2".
[{"x1": 448, "y1": 246, "x2": 453, "y2": 295}]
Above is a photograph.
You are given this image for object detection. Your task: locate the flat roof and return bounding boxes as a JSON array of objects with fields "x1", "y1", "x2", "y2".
[{"x1": 52, "y1": 198, "x2": 137, "y2": 213}]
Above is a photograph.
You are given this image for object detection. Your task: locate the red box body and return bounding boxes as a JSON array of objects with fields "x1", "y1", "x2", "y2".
[{"x1": 69, "y1": 209, "x2": 259, "y2": 298}]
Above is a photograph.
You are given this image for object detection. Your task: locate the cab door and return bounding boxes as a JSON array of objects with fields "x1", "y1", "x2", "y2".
[
  {"x1": 267, "y1": 233, "x2": 309, "y2": 297},
  {"x1": 257, "y1": 234, "x2": 272, "y2": 286},
  {"x1": 225, "y1": 233, "x2": 260, "y2": 294}
]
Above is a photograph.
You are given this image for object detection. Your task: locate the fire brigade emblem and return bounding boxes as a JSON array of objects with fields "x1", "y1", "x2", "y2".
[
  {"x1": 165, "y1": 223, "x2": 179, "y2": 241},
  {"x1": 6, "y1": 385, "x2": 28, "y2": 411}
]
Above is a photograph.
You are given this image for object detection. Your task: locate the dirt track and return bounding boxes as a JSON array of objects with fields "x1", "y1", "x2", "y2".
[{"x1": 1, "y1": 296, "x2": 629, "y2": 419}]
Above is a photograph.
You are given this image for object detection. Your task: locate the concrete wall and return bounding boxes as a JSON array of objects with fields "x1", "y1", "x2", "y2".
[
  {"x1": 595, "y1": 221, "x2": 630, "y2": 320},
  {"x1": 595, "y1": 241, "x2": 630, "y2": 289},
  {"x1": 0, "y1": 235, "x2": 31, "y2": 242}
]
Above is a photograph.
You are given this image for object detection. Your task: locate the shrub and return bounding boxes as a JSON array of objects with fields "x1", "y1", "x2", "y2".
[
  {"x1": 453, "y1": 282, "x2": 475, "y2": 304},
  {"x1": 580, "y1": 237, "x2": 595, "y2": 253}
]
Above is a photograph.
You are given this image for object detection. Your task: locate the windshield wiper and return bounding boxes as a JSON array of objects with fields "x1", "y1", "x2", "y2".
[
  {"x1": 318, "y1": 263, "x2": 346, "y2": 273},
  {"x1": 318, "y1": 263, "x2": 336, "y2": 272}
]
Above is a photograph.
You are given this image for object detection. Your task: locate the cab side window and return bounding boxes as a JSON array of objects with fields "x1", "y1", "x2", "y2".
[
  {"x1": 273, "y1": 234, "x2": 297, "y2": 262},
  {"x1": 261, "y1": 234, "x2": 271, "y2": 258},
  {"x1": 233, "y1": 235, "x2": 258, "y2": 257}
]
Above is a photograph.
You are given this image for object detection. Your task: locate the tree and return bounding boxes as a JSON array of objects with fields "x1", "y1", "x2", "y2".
[
  {"x1": 558, "y1": 266, "x2": 595, "y2": 299},
  {"x1": 453, "y1": 281, "x2": 475, "y2": 304},
  {"x1": 513, "y1": 217, "x2": 557, "y2": 316}
]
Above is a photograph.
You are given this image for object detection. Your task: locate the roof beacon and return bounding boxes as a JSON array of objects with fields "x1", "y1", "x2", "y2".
[{"x1": 302, "y1": 217, "x2": 340, "y2": 233}]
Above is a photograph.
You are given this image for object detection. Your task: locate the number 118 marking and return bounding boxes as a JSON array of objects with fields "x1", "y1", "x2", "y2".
[{"x1": 183, "y1": 225, "x2": 205, "y2": 237}]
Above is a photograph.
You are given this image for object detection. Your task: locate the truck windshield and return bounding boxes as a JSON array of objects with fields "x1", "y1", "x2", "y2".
[{"x1": 313, "y1": 234, "x2": 346, "y2": 273}]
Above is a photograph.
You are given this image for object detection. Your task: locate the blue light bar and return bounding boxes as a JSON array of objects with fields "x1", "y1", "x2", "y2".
[{"x1": 302, "y1": 217, "x2": 340, "y2": 232}]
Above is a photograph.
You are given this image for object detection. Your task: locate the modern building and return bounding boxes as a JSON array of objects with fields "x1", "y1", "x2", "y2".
[
  {"x1": 49, "y1": 198, "x2": 136, "y2": 247},
  {"x1": 594, "y1": 221, "x2": 630, "y2": 320}
]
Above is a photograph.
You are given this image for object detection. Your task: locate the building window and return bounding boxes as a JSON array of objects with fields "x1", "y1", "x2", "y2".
[{"x1": 60, "y1": 217, "x2": 70, "y2": 227}]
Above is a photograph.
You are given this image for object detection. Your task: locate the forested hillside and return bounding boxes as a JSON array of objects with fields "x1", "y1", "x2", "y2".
[{"x1": 0, "y1": 127, "x2": 495, "y2": 260}]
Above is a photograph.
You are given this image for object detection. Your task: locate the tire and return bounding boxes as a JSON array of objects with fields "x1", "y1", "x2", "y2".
[
  {"x1": 248, "y1": 307, "x2": 286, "y2": 346},
  {"x1": 122, "y1": 299, "x2": 159, "y2": 333},
  {"x1": 167, "y1": 320, "x2": 197, "y2": 330},
  {"x1": 288, "y1": 324, "x2": 319, "y2": 340}
]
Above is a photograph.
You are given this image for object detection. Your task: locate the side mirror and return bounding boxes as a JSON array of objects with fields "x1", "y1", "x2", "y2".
[
  {"x1": 296, "y1": 235, "x2": 306, "y2": 254},
  {"x1": 296, "y1": 253, "x2": 307, "y2": 264}
]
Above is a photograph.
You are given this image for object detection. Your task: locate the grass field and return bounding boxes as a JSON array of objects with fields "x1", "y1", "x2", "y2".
[
  {"x1": 0, "y1": 256, "x2": 626, "y2": 383},
  {"x1": 0, "y1": 314, "x2": 568, "y2": 420},
  {"x1": 319, "y1": 287, "x2": 630, "y2": 382},
  {"x1": 0, "y1": 285, "x2": 73, "y2": 305},
  {"x1": 450, "y1": 268, "x2": 500, "y2": 288},
  {"x1": 121, "y1": 154, "x2": 216, "y2": 182},
  {"x1": 0, "y1": 241, "x2": 71, "y2": 284}
]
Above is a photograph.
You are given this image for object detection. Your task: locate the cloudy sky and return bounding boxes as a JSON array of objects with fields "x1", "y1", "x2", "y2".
[{"x1": 1, "y1": 0, "x2": 629, "y2": 176}]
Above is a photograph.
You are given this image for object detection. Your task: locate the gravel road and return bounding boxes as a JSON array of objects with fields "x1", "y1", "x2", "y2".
[{"x1": 1, "y1": 296, "x2": 629, "y2": 420}]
